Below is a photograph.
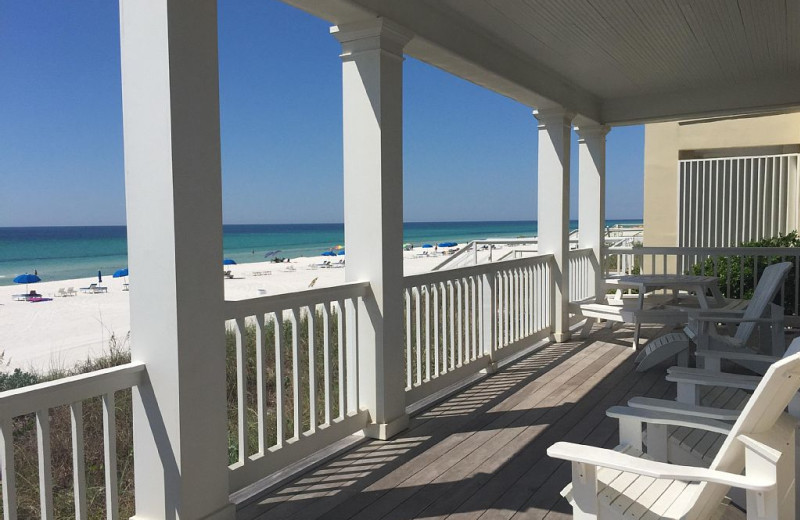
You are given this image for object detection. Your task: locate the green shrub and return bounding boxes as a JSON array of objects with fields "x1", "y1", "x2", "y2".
[{"x1": 689, "y1": 231, "x2": 800, "y2": 313}]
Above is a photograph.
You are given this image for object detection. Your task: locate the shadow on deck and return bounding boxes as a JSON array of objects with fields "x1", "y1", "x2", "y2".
[{"x1": 237, "y1": 323, "x2": 745, "y2": 520}]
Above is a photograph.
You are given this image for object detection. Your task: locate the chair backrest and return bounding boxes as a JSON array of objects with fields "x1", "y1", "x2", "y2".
[
  {"x1": 734, "y1": 262, "x2": 792, "y2": 343},
  {"x1": 687, "y1": 337, "x2": 800, "y2": 518}
]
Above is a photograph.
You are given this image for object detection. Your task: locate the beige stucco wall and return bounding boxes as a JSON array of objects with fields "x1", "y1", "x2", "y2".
[{"x1": 644, "y1": 113, "x2": 800, "y2": 246}]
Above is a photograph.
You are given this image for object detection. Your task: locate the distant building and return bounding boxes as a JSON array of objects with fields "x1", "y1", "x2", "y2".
[{"x1": 644, "y1": 113, "x2": 800, "y2": 247}]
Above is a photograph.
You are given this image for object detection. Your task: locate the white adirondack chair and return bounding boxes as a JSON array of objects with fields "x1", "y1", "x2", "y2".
[
  {"x1": 635, "y1": 261, "x2": 792, "y2": 372},
  {"x1": 608, "y1": 339, "x2": 800, "y2": 512},
  {"x1": 548, "y1": 350, "x2": 800, "y2": 519}
]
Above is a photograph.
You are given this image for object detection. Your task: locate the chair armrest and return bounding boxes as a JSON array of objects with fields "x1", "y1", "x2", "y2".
[
  {"x1": 666, "y1": 367, "x2": 760, "y2": 390},
  {"x1": 626, "y1": 396, "x2": 741, "y2": 421},
  {"x1": 606, "y1": 406, "x2": 732, "y2": 434},
  {"x1": 547, "y1": 442, "x2": 774, "y2": 491},
  {"x1": 695, "y1": 349, "x2": 780, "y2": 364},
  {"x1": 693, "y1": 316, "x2": 778, "y2": 325}
]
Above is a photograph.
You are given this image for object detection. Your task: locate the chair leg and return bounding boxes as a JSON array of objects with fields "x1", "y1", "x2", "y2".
[{"x1": 571, "y1": 461, "x2": 599, "y2": 519}]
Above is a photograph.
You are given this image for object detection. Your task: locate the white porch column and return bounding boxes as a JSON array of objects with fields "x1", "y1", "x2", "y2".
[
  {"x1": 332, "y1": 19, "x2": 412, "y2": 440},
  {"x1": 577, "y1": 124, "x2": 611, "y2": 302},
  {"x1": 119, "y1": 1, "x2": 233, "y2": 519},
  {"x1": 535, "y1": 108, "x2": 575, "y2": 342}
]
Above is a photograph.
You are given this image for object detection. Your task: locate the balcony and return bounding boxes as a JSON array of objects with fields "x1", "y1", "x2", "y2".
[{"x1": 5, "y1": 1, "x2": 800, "y2": 518}]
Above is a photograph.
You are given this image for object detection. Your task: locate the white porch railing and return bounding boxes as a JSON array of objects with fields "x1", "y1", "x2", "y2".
[
  {"x1": 0, "y1": 363, "x2": 146, "y2": 520},
  {"x1": 223, "y1": 282, "x2": 370, "y2": 493},
  {"x1": 568, "y1": 248, "x2": 594, "y2": 302},
  {"x1": 605, "y1": 246, "x2": 800, "y2": 317},
  {"x1": 403, "y1": 255, "x2": 554, "y2": 404}
]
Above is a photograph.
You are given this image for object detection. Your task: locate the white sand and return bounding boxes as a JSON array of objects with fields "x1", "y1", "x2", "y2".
[{"x1": 0, "y1": 246, "x2": 462, "y2": 372}]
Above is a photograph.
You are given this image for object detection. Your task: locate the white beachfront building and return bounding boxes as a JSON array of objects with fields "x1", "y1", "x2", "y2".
[{"x1": 4, "y1": 1, "x2": 800, "y2": 519}]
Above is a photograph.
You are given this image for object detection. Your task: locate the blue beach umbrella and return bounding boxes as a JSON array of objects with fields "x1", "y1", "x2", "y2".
[
  {"x1": 13, "y1": 274, "x2": 40, "y2": 284},
  {"x1": 421, "y1": 244, "x2": 433, "y2": 248},
  {"x1": 263, "y1": 250, "x2": 282, "y2": 259},
  {"x1": 337, "y1": 250, "x2": 345, "y2": 256},
  {"x1": 321, "y1": 251, "x2": 337, "y2": 257},
  {"x1": 223, "y1": 258, "x2": 237, "y2": 265},
  {"x1": 13, "y1": 273, "x2": 41, "y2": 293},
  {"x1": 438, "y1": 242, "x2": 458, "y2": 248},
  {"x1": 113, "y1": 268, "x2": 129, "y2": 278}
]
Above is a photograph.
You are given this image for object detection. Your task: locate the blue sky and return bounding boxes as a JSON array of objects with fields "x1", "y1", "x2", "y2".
[{"x1": 0, "y1": 1, "x2": 643, "y2": 227}]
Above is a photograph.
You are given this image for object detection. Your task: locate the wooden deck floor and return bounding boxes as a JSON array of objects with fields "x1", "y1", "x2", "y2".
[{"x1": 238, "y1": 323, "x2": 746, "y2": 520}]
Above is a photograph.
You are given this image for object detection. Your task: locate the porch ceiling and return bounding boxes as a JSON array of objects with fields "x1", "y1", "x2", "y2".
[{"x1": 283, "y1": 0, "x2": 800, "y2": 126}]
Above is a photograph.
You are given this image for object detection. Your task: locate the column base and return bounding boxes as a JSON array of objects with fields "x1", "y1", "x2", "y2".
[
  {"x1": 483, "y1": 361, "x2": 499, "y2": 374},
  {"x1": 131, "y1": 503, "x2": 235, "y2": 520},
  {"x1": 365, "y1": 413, "x2": 410, "y2": 440},
  {"x1": 553, "y1": 331, "x2": 572, "y2": 343}
]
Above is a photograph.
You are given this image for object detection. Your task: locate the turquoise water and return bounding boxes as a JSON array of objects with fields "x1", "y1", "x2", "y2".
[{"x1": 0, "y1": 220, "x2": 641, "y2": 285}]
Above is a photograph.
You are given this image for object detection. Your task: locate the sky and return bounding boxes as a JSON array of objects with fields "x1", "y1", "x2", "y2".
[{"x1": 0, "y1": 1, "x2": 644, "y2": 227}]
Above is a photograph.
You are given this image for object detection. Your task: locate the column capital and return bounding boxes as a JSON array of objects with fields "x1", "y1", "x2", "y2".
[
  {"x1": 575, "y1": 123, "x2": 611, "y2": 141},
  {"x1": 331, "y1": 18, "x2": 413, "y2": 60},
  {"x1": 533, "y1": 107, "x2": 576, "y2": 129}
]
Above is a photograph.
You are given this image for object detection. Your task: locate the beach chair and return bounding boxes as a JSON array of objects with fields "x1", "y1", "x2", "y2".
[
  {"x1": 57, "y1": 288, "x2": 67, "y2": 297},
  {"x1": 80, "y1": 283, "x2": 97, "y2": 293},
  {"x1": 635, "y1": 261, "x2": 792, "y2": 372},
  {"x1": 548, "y1": 349, "x2": 800, "y2": 519},
  {"x1": 607, "y1": 338, "x2": 800, "y2": 511},
  {"x1": 66, "y1": 287, "x2": 76, "y2": 296}
]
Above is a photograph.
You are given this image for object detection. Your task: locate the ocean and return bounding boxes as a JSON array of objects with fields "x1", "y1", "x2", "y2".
[{"x1": 0, "y1": 220, "x2": 641, "y2": 286}]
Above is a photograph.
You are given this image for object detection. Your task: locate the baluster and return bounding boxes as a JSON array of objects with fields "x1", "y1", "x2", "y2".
[
  {"x1": 405, "y1": 289, "x2": 412, "y2": 388},
  {"x1": 322, "y1": 303, "x2": 332, "y2": 426},
  {"x1": 255, "y1": 314, "x2": 267, "y2": 454},
  {"x1": 433, "y1": 284, "x2": 440, "y2": 376},
  {"x1": 307, "y1": 306, "x2": 316, "y2": 433},
  {"x1": 471, "y1": 277, "x2": 478, "y2": 360},
  {"x1": 346, "y1": 297, "x2": 359, "y2": 413},
  {"x1": 234, "y1": 317, "x2": 247, "y2": 461},
  {"x1": 424, "y1": 286, "x2": 431, "y2": 381},
  {"x1": 441, "y1": 282, "x2": 448, "y2": 373},
  {"x1": 36, "y1": 409, "x2": 53, "y2": 519},
  {"x1": 1, "y1": 416, "x2": 16, "y2": 520},
  {"x1": 71, "y1": 401, "x2": 87, "y2": 520},
  {"x1": 274, "y1": 312, "x2": 285, "y2": 446},
  {"x1": 335, "y1": 300, "x2": 346, "y2": 420},
  {"x1": 739, "y1": 256, "x2": 745, "y2": 298},
  {"x1": 503, "y1": 271, "x2": 510, "y2": 346},
  {"x1": 456, "y1": 280, "x2": 463, "y2": 367},
  {"x1": 290, "y1": 308, "x2": 301, "y2": 440},
  {"x1": 449, "y1": 281, "x2": 456, "y2": 369},
  {"x1": 414, "y1": 287, "x2": 422, "y2": 384},
  {"x1": 102, "y1": 393, "x2": 118, "y2": 520},
  {"x1": 796, "y1": 257, "x2": 800, "y2": 316}
]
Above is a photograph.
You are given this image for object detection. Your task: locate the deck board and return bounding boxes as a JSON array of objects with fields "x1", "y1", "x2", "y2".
[{"x1": 237, "y1": 323, "x2": 747, "y2": 520}]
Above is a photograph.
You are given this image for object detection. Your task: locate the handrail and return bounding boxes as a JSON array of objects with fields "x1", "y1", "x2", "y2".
[
  {"x1": 405, "y1": 254, "x2": 553, "y2": 288},
  {"x1": 224, "y1": 280, "x2": 370, "y2": 319},
  {"x1": 607, "y1": 246, "x2": 800, "y2": 256},
  {"x1": 0, "y1": 362, "x2": 146, "y2": 418}
]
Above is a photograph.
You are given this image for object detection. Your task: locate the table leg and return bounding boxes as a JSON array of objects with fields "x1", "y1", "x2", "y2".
[{"x1": 633, "y1": 290, "x2": 645, "y2": 349}]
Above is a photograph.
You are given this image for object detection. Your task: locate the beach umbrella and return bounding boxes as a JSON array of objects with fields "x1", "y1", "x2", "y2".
[
  {"x1": 337, "y1": 250, "x2": 345, "y2": 255},
  {"x1": 438, "y1": 242, "x2": 458, "y2": 248},
  {"x1": 223, "y1": 258, "x2": 237, "y2": 265},
  {"x1": 113, "y1": 268, "x2": 129, "y2": 278},
  {"x1": 422, "y1": 244, "x2": 433, "y2": 248},
  {"x1": 263, "y1": 250, "x2": 282, "y2": 258},
  {"x1": 14, "y1": 273, "x2": 41, "y2": 292},
  {"x1": 321, "y1": 251, "x2": 337, "y2": 257}
]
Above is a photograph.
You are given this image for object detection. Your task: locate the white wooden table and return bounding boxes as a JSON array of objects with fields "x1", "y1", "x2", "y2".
[{"x1": 616, "y1": 274, "x2": 726, "y2": 347}]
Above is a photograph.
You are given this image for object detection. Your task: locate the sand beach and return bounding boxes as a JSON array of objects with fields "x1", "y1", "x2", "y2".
[{"x1": 0, "y1": 246, "x2": 461, "y2": 371}]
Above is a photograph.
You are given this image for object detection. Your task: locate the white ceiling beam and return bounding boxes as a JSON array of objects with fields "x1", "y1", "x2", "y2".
[
  {"x1": 602, "y1": 77, "x2": 800, "y2": 125},
  {"x1": 283, "y1": 0, "x2": 602, "y2": 121}
]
